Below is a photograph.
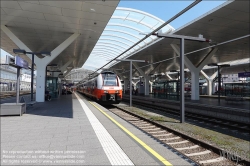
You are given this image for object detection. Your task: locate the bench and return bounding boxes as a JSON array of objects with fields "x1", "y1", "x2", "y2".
[
  {"x1": 225, "y1": 95, "x2": 244, "y2": 103},
  {"x1": 0, "y1": 103, "x2": 26, "y2": 116}
]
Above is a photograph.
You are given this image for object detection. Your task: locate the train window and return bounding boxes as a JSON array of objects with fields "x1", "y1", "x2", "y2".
[{"x1": 102, "y1": 74, "x2": 117, "y2": 86}]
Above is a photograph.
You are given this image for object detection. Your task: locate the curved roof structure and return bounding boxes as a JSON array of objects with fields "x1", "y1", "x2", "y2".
[
  {"x1": 109, "y1": 1, "x2": 249, "y2": 80},
  {"x1": 82, "y1": 7, "x2": 175, "y2": 70}
]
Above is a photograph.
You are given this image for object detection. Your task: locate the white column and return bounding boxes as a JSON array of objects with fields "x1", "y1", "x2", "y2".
[
  {"x1": 36, "y1": 64, "x2": 46, "y2": 102},
  {"x1": 132, "y1": 62, "x2": 150, "y2": 95},
  {"x1": 149, "y1": 81, "x2": 153, "y2": 93},
  {"x1": 35, "y1": 33, "x2": 79, "y2": 102},
  {"x1": 166, "y1": 73, "x2": 173, "y2": 80},
  {"x1": 2, "y1": 25, "x2": 80, "y2": 102},
  {"x1": 60, "y1": 60, "x2": 73, "y2": 73},
  {"x1": 144, "y1": 76, "x2": 150, "y2": 95},
  {"x1": 43, "y1": 33, "x2": 80, "y2": 65},
  {"x1": 208, "y1": 79, "x2": 213, "y2": 95},
  {"x1": 1, "y1": 25, "x2": 35, "y2": 60},
  {"x1": 63, "y1": 69, "x2": 71, "y2": 77},
  {"x1": 124, "y1": 79, "x2": 128, "y2": 94},
  {"x1": 132, "y1": 81, "x2": 136, "y2": 87},
  {"x1": 171, "y1": 44, "x2": 218, "y2": 100},
  {"x1": 201, "y1": 70, "x2": 217, "y2": 96},
  {"x1": 191, "y1": 70, "x2": 200, "y2": 100}
]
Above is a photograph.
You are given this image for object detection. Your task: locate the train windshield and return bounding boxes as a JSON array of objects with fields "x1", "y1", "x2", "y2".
[{"x1": 102, "y1": 73, "x2": 117, "y2": 86}]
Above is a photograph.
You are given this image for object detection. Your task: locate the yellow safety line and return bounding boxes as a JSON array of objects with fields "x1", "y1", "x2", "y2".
[{"x1": 89, "y1": 102, "x2": 172, "y2": 166}]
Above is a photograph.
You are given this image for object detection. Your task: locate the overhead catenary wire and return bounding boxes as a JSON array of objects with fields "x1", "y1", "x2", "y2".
[
  {"x1": 119, "y1": 34, "x2": 250, "y2": 74},
  {"x1": 90, "y1": 0, "x2": 202, "y2": 76}
]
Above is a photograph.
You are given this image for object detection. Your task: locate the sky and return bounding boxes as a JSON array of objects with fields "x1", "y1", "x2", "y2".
[
  {"x1": 118, "y1": 1, "x2": 226, "y2": 29},
  {"x1": 1, "y1": 0, "x2": 227, "y2": 69}
]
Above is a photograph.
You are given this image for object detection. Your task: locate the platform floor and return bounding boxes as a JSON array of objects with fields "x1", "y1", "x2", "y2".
[
  {"x1": 135, "y1": 94, "x2": 250, "y2": 111},
  {"x1": 1, "y1": 92, "x2": 193, "y2": 165}
]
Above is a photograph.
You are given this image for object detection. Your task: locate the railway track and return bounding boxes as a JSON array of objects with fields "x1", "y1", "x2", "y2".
[
  {"x1": 108, "y1": 106, "x2": 249, "y2": 166},
  {"x1": 122, "y1": 97, "x2": 250, "y2": 135}
]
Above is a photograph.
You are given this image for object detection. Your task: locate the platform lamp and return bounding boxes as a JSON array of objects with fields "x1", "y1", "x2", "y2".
[
  {"x1": 207, "y1": 63, "x2": 230, "y2": 104},
  {"x1": 13, "y1": 49, "x2": 51, "y2": 102}
]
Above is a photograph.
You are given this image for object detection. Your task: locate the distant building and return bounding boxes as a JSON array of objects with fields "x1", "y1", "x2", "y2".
[
  {"x1": 64, "y1": 68, "x2": 93, "y2": 84},
  {"x1": 0, "y1": 57, "x2": 36, "y2": 91},
  {"x1": 222, "y1": 74, "x2": 240, "y2": 82}
]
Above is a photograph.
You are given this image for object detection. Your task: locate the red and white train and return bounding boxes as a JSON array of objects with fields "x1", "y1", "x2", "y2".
[{"x1": 77, "y1": 71, "x2": 122, "y2": 104}]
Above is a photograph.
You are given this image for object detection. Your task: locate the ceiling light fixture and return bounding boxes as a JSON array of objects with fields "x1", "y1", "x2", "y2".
[{"x1": 90, "y1": 8, "x2": 95, "y2": 12}]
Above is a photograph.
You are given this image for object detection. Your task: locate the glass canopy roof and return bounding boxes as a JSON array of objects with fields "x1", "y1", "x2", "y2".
[{"x1": 83, "y1": 7, "x2": 174, "y2": 71}]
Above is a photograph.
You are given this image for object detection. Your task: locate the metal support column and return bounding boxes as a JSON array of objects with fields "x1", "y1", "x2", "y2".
[
  {"x1": 16, "y1": 67, "x2": 20, "y2": 103},
  {"x1": 130, "y1": 61, "x2": 132, "y2": 107},
  {"x1": 180, "y1": 38, "x2": 185, "y2": 123},
  {"x1": 218, "y1": 66, "x2": 221, "y2": 104},
  {"x1": 116, "y1": 59, "x2": 147, "y2": 107},
  {"x1": 176, "y1": 72, "x2": 179, "y2": 101},
  {"x1": 31, "y1": 53, "x2": 34, "y2": 101}
]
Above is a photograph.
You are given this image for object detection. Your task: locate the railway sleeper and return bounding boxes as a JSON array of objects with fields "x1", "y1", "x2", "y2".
[
  {"x1": 159, "y1": 136, "x2": 180, "y2": 141},
  {"x1": 143, "y1": 128, "x2": 162, "y2": 131},
  {"x1": 136, "y1": 123, "x2": 152, "y2": 127},
  {"x1": 139, "y1": 126, "x2": 156, "y2": 129},
  {"x1": 152, "y1": 133, "x2": 173, "y2": 137},
  {"x1": 127, "y1": 118, "x2": 140, "y2": 121},
  {"x1": 113, "y1": 105, "x2": 250, "y2": 165},
  {"x1": 176, "y1": 145, "x2": 199, "y2": 151},
  {"x1": 131, "y1": 122, "x2": 149, "y2": 125},
  {"x1": 185, "y1": 150, "x2": 211, "y2": 157},
  {"x1": 148, "y1": 130, "x2": 166, "y2": 134},
  {"x1": 199, "y1": 157, "x2": 225, "y2": 164},
  {"x1": 167, "y1": 140, "x2": 189, "y2": 145}
]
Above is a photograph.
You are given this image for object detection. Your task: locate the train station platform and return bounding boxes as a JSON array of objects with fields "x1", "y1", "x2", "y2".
[
  {"x1": 1, "y1": 92, "x2": 193, "y2": 166},
  {"x1": 140, "y1": 94, "x2": 250, "y2": 111}
]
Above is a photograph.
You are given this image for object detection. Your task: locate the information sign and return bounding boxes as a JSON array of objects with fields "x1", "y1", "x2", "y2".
[
  {"x1": 15, "y1": 56, "x2": 28, "y2": 69},
  {"x1": 238, "y1": 72, "x2": 250, "y2": 78}
]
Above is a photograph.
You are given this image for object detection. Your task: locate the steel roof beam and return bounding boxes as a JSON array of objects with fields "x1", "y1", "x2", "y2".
[
  {"x1": 92, "y1": 48, "x2": 121, "y2": 55},
  {"x1": 102, "y1": 34, "x2": 138, "y2": 45},
  {"x1": 148, "y1": 63, "x2": 162, "y2": 75},
  {"x1": 60, "y1": 59, "x2": 73, "y2": 74},
  {"x1": 96, "y1": 42, "x2": 130, "y2": 51},
  {"x1": 94, "y1": 44, "x2": 125, "y2": 53},
  {"x1": 99, "y1": 38, "x2": 132, "y2": 48},
  {"x1": 105, "y1": 29, "x2": 147, "y2": 44},
  {"x1": 108, "y1": 23, "x2": 155, "y2": 41},
  {"x1": 132, "y1": 62, "x2": 146, "y2": 78}
]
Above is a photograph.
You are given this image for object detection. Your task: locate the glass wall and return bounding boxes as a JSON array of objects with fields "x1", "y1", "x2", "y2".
[
  {"x1": 223, "y1": 82, "x2": 250, "y2": 97},
  {"x1": 152, "y1": 80, "x2": 179, "y2": 100},
  {"x1": 46, "y1": 77, "x2": 58, "y2": 98}
]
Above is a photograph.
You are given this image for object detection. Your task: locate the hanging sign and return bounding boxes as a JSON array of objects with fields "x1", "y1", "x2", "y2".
[
  {"x1": 238, "y1": 72, "x2": 250, "y2": 78},
  {"x1": 15, "y1": 56, "x2": 29, "y2": 69}
]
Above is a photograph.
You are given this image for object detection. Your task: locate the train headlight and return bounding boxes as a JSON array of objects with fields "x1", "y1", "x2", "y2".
[
  {"x1": 104, "y1": 90, "x2": 108, "y2": 93},
  {"x1": 115, "y1": 90, "x2": 119, "y2": 93}
]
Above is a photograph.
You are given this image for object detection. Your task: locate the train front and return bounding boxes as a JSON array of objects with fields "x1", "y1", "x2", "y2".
[{"x1": 97, "y1": 71, "x2": 122, "y2": 104}]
